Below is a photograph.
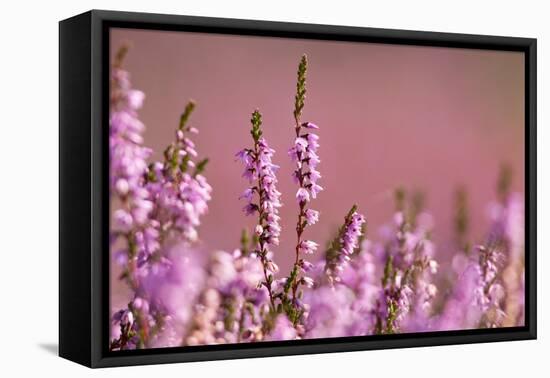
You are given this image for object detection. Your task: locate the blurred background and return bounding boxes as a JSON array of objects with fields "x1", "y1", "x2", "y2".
[{"x1": 110, "y1": 28, "x2": 525, "y2": 304}]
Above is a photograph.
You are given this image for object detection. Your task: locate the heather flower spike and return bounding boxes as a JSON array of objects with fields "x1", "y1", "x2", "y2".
[
  {"x1": 110, "y1": 46, "x2": 157, "y2": 349},
  {"x1": 282, "y1": 54, "x2": 324, "y2": 324},
  {"x1": 237, "y1": 110, "x2": 282, "y2": 309},
  {"x1": 324, "y1": 205, "x2": 366, "y2": 285}
]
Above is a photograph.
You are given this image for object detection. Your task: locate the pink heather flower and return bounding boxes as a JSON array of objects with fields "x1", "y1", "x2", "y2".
[
  {"x1": 115, "y1": 178, "x2": 130, "y2": 196},
  {"x1": 127, "y1": 89, "x2": 145, "y2": 109},
  {"x1": 111, "y1": 307, "x2": 139, "y2": 350},
  {"x1": 299, "y1": 260, "x2": 314, "y2": 272},
  {"x1": 294, "y1": 137, "x2": 308, "y2": 153},
  {"x1": 302, "y1": 276, "x2": 315, "y2": 288},
  {"x1": 114, "y1": 209, "x2": 133, "y2": 231},
  {"x1": 305, "y1": 209, "x2": 320, "y2": 225},
  {"x1": 429, "y1": 260, "x2": 439, "y2": 274},
  {"x1": 243, "y1": 203, "x2": 257, "y2": 216},
  {"x1": 239, "y1": 188, "x2": 254, "y2": 202},
  {"x1": 299, "y1": 240, "x2": 318, "y2": 255},
  {"x1": 121, "y1": 309, "x2": 134, "y2": 326},
  {"x1": 309, "y1": 183, "x2": 323, "y2": 199},
  {"x1": 296, "y1": 187, "x2": 310, "y2": 203},
  {"x1": 308, "y1": 168, "x2": 321, "y2": 182},
  {"x1": 266, "y1": 260, "x2": 279, "y2": 274}
]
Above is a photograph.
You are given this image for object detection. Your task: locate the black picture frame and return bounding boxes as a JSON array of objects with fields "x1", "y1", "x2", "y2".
[{"x1": 59, "y1": 9, "x2": 537, "y2": 368}]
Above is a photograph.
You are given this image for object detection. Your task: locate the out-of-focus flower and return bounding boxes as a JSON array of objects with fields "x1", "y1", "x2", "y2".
[{"x1": 266, "y1": 315, "x2": 298, "y2": 341}]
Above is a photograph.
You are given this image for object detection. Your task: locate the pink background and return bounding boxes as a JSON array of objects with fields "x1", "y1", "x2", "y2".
[{"x1": 110, "y1": 28, "x2": 524, "y2": 278}]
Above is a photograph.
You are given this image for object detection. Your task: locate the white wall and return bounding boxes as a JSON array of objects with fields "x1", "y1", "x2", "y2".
[{"x1": 0, "y1": 0, "x2": 546, "y2": 375}]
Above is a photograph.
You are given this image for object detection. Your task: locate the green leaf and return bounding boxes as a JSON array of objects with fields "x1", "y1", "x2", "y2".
[{"x1": 193, "y1": 158, "x2": 209, "y2": 177}]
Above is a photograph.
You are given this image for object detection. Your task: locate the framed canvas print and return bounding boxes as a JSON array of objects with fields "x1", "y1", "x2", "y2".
[{"x1": 59, "y1": 10, "x2": 536, "y2": 368}]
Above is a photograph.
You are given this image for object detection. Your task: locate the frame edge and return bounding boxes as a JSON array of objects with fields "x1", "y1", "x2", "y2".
[{"x1": 59, "y1": 11, "x2": 94, "y2": 368}]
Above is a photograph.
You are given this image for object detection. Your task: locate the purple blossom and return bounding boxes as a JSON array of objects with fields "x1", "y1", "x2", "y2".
[
  {"x1": 296, "y1": 187, "x2": 310, "y2": 203},
  {"x1": 299, "y1": 240, "x2": 318, "y2": 255},
  {"x1": 305, "y1": 209, "x2": 319, "y2": 225}
]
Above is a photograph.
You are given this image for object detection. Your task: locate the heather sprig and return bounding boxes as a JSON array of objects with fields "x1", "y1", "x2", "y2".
[
  {"x1": 324, "y1": 205, "x2": 366, "y2": 284},
  {"x1": 147, "y1": 100, "x2": 212, "y2": 244},
  {"x1": 285, "y1": 55, "x2": 323, "y2": 317},
  {"x1": 375, "y1": 256, "x2": 417, "y2": 334},
  {"x1": 236, "y1": 110, "x2": 282, "y2": 309}
]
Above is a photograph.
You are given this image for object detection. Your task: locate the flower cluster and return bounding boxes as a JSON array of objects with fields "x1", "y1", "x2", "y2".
[
  {"x1": 372, "y1": 192, "x2": 438, "y2": 334},
  {"x1": 147, "y1": 101, "x2": 212, "y2": 244},
  {"x1": 110, "y1": 50, "x2": 526, "y2": 350},
  {"x1": 186, "y1": 249, "x2": 270, "y2": 345},
  {"x1": 109, "y1": 47, "x2": 211, "y2": 350},
  {"x1": 110, "y1": 48, "x2": 157, "y2": 287}
]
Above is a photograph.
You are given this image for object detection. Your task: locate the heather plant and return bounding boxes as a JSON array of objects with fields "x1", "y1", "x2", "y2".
[{"x1": 109, "y1": 48, "x2": 526, "y2": 350}]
